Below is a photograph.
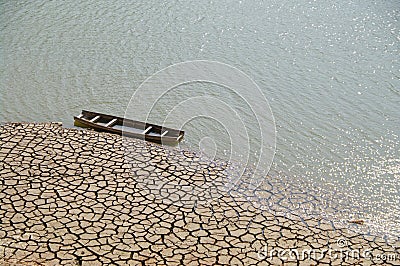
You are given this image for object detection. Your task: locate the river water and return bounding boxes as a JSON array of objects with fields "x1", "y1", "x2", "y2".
[{"x1": 1, "y1": 0, "x2": 399, "y2": 241}]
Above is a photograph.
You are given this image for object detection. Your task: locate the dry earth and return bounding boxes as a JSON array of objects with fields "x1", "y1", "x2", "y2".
[{"x1": 0, "y1": 123, "x2": 399, "y2": 265}]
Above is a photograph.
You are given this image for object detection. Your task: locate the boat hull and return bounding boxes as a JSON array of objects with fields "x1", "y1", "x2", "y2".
[{"x1": 74, "y1": 110, "x2": 184, "y2": 145}]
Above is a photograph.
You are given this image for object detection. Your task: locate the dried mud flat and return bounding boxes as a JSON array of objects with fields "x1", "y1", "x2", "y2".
[{"x1": 0, "y1": 123, "x2": 398, "y2": 265}]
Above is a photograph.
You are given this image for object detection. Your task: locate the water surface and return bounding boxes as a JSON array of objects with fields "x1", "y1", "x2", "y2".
[{"x1": 1, "y1": 0, "x2": 399, "y2": 240}]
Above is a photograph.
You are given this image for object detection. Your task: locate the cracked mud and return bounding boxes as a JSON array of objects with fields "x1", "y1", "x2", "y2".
[{"x1": 0, "y1": 123, "x2": 399, "y2": 265}]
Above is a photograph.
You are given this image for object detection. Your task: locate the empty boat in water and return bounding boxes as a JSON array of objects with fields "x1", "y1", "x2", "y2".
[{"x1": 74, "y1": 110, "x2": 184, "y2": 144}]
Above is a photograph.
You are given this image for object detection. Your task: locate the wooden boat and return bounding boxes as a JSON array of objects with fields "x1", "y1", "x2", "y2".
[{"x1": 74, "y1": 110, "x2": 184, "y2": 144}]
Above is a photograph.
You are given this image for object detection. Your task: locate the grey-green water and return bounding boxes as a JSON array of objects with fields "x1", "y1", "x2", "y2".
[{"x1": 1, "y1": 1, "x2": 399, "y2": 240}]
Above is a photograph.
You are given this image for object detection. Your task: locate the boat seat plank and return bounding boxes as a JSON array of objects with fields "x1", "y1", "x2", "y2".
[
  {"x1": 142, "y1": 126, "x2": 152, "y2": 134},
  {"x1": 161, "y1": 130, "x2": 169, "y2": 137},
  {"x1": 105, "y1": 118, "x2": 118, "y2": 127},
  {"x1": 77, "y1": 114, "x2": 83, "y2": 119},
  {"x1": 90, "y1": 115, "x2": 100, "y2": 123}
]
